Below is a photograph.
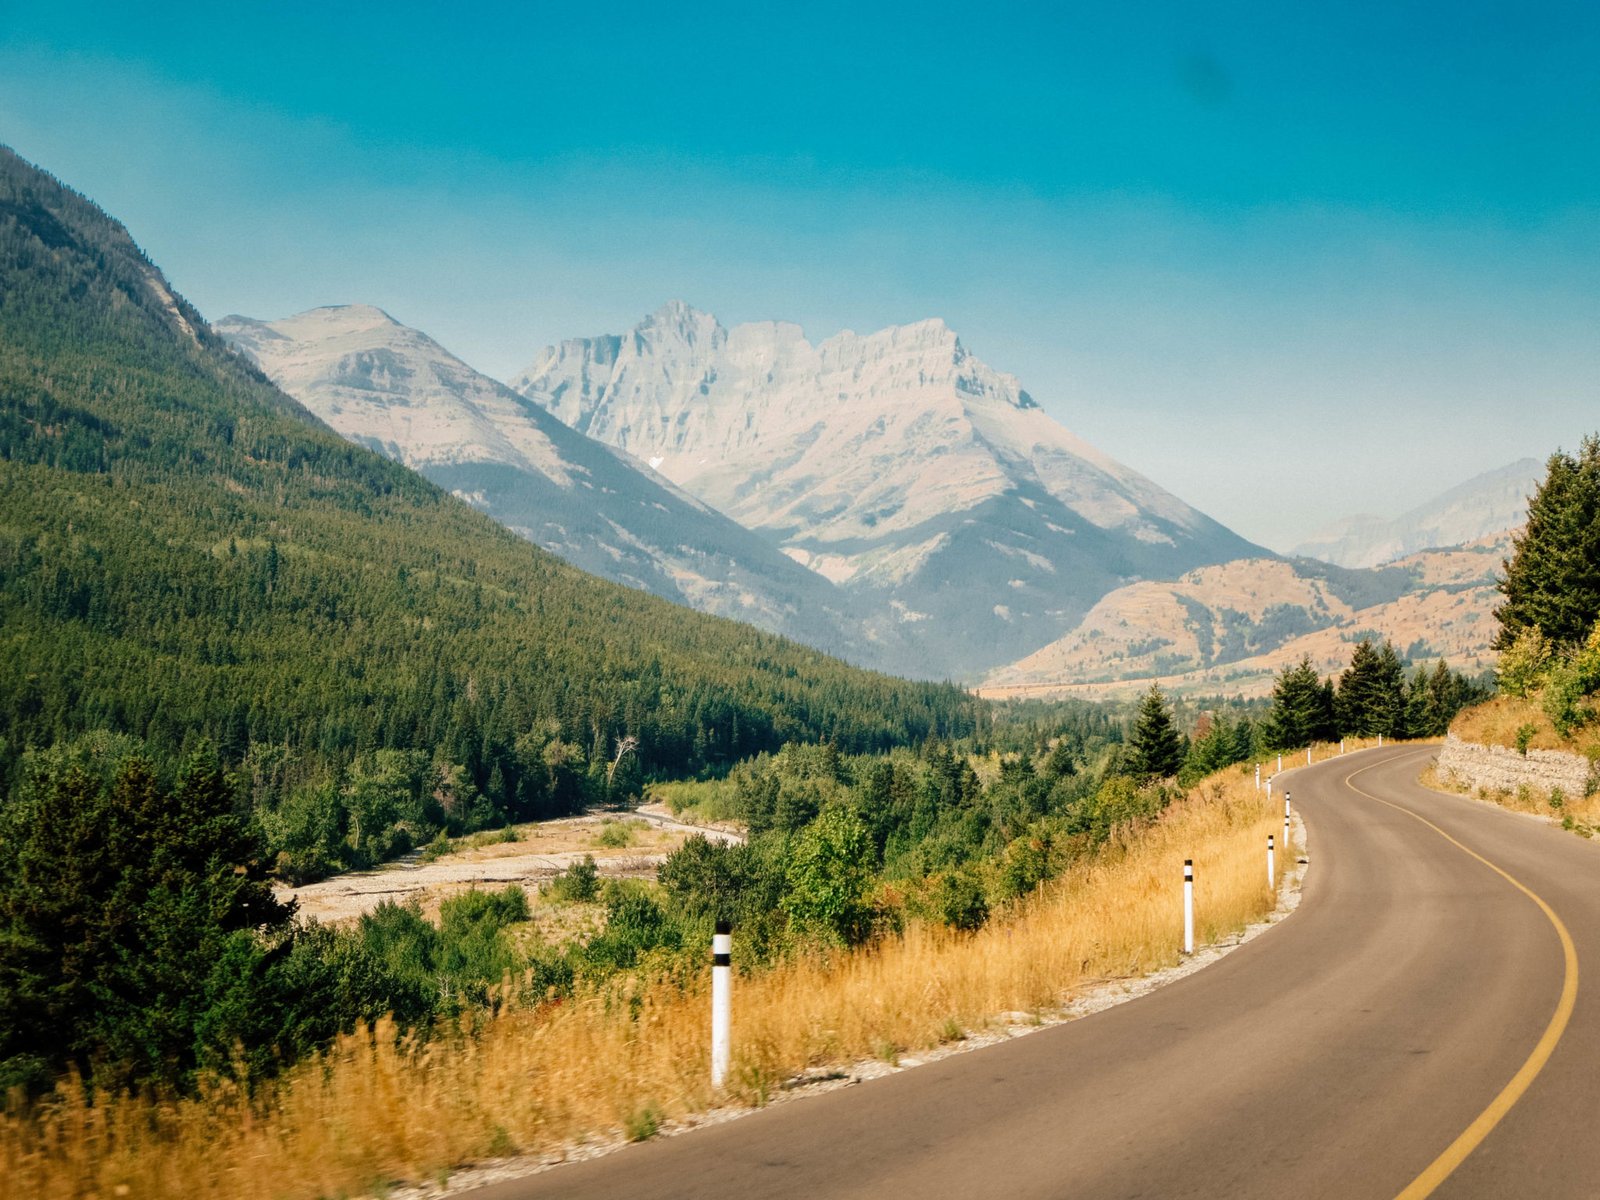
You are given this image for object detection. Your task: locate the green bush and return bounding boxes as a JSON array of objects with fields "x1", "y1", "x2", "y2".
[
  {"x1": 1498, "y1": 627, "x2": 1554, "y2": 699},
  {"x1": 546, "y1": 855, "x2": 601, "y2": 903},
  {"x1": 592, "y1": 819, "x2": 639, "y2": 848},
  {"x1": 580, "y1": 884, "x2": 679, "y2": 972},
  {"x1": 1540, "y1": 627, "x2": 1600, "y2": 736},
  {"x1": 780, "y1": 806, "x2": 875, "y2": 945},
  {"x1": 927, "y1": 868, "x2": 989, "y2": 932}
]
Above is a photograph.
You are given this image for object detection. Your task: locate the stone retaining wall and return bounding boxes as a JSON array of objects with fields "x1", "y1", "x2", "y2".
[{"x1": 1435, "y1": 731, "x2": 1595, "y2": 799}]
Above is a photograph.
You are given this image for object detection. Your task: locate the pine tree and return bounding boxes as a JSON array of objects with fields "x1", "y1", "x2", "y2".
[
  {"x1": 1336, "y1": 639, "x2": 1407, "y2": 737},
  {"x1": 1263, "y1": 657, "x2": 1336, "y2": 750},
  {"x1": 1401, "y1": 668, "x2": 1434, "y2": 738},
  {"x1": 1127, "y1": 684, "x2": 1186, "y2": 780},
  {"x1": 1496, "y1": 437, "x2": 1600, "y2": 650}
]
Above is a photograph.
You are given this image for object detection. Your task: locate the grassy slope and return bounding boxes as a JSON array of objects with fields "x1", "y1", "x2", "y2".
[{"x1": 4, "y1": 758, "x2": 1292, "y2": 1199}]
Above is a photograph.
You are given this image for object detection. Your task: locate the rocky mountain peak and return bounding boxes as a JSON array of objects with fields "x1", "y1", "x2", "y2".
[
  {"x1": 217, "y1": 306, "x2": 899, "y2": 670},
  {"x1": 508, "y1": 303, "x2": 1262, "y2": 676}
]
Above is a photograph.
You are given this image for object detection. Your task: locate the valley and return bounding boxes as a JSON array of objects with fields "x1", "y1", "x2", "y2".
[
  {"x1": 219, "y1": 297, "x2": 1529, "y2": 690},
  {"x1": 4, "y1": 4, "x2": 1596, "y2": 1199}
]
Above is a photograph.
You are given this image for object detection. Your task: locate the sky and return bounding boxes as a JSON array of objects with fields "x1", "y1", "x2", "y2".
[{"x1": 3, "y1": 0, "x2": 1597, "y2": 550}]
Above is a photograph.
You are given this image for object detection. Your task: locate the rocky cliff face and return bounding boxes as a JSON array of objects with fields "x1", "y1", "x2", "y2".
[
  {"x1": 218, "y1": 306, "x2": 904, "y2": 670},
  {"x1": 512, "y1": 302, "x2": 1264, "y2": 676}
]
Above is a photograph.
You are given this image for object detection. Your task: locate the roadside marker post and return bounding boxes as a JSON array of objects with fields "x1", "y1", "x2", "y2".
[
  {"x1": 711, "y1": 920, "x2": 732, "y2": 1089},
  {"x1": 1255, "y1": 763, "x2": 1261, "y2": 792},
  {"x1": 1266, "y1": 778, "x2": 1273, "y2": 803},
  {"x1": 1378, "y1": 734, "x2": 1384, "y2": 747},
  {"x1": 1277, "y1": 753, "x2": 1283, "y2": 772},
  {"x1": 1267, "y1": 835, "x2": 1276, "y2": 889},
  {"x1": 1284, "y1": 792, "x2": 1291, "y2": 850},
  {"x1": 1340, "y1": 738, "x2": 1345, "y2": 754},
  {"x1": 1183, "y1": 860, "x2": 1194, "y2": 955},
  {"x1": 1306, "y1": 746, "x2": 1312, "y2": 766}
]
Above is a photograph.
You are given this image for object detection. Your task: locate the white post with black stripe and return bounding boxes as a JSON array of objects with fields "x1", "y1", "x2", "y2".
[
  {"x1": 1255, "y1": 763, "x2": 1261, "y2": 792},
  {"x1": 711, "y1": 919, "x2": 732, "y2": 1089},
  {"x1": 1284, "y1": 791, "x2": 1291, "y2": 852},
  {"x1": 1183, "y1": 859, "x2": 1195, "y2": 955},
  {"x1": 1277, "y1": 753, "x2": 1283, "y2": 772},
  {"x1": 1267, "y1": 835, "x2": 1276, "y2": 890}
]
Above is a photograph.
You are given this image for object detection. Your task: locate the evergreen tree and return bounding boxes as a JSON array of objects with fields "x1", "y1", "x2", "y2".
[
  {"x1": 1263, "y1": 657, "x2": 1336, "y2": 750},
  {"x1": 1401, "y1": 668, "x2": 1434, "y2": 738},
  {"x1": 1179, "y1": 712, "x2": 1251, "y2": 784},
  {"x1": 1335, "y1": 639, "x2": 1407, "y2": 737},
  {"x1": 1127, "y1": 684, "x2": 1186, "y2": 780},
  {"x1": 1495, "y1": 437, "x2": 1600, "y2": 651},
  {"x1": 0, "y1": 746, "x2": 293, "y2": 1092}
]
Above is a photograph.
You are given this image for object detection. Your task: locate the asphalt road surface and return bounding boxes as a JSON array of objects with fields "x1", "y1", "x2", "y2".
[{"x1": 469, "y1": 746, "x2": 1596, "y2": 1199}]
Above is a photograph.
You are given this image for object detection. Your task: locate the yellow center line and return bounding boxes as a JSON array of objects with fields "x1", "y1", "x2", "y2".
[{"x1": 1337, "y1": 754, "x2": 1580, "y2": 1200}]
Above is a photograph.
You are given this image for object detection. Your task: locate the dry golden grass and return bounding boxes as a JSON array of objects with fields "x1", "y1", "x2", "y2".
[
  {"x1": 1448, "y1": 695, "x2": 1573, "y2": 752},
  {"x1": 2, "y1": 764, "x2": 1292, "y2": 1200}
]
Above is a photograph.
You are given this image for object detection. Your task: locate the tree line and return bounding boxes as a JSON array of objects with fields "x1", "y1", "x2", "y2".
[{"x1": 1118, "y1": 638, "x2": 1485, "y2": 789}]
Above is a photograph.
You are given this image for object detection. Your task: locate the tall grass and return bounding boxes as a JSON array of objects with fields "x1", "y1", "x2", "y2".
[{"x1": 2, "y1": 764, "x2": 1292, "y2": 1200}]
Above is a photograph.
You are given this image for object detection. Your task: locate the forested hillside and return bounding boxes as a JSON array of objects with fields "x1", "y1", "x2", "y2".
[{"x1": 0, "y1": 145, "x2": 979, "y2": 860}]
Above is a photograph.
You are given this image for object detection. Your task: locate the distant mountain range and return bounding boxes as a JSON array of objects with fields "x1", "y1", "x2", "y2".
[
  {"x1": 509, "y1": 302, "x2": 1264, "y2": 676},
  {"x1": 979, "y1": 457, "x2": 1540, "y2": 700},
  {"x1": 982, "y1": 533, "x2": 1513, "y2": 701},
  {"x1": 213, "y1": 303, "x2": 1538, "y2": 691},
  {"x1": 216, "y1": 306, "x2": 900, "y2": 669},
  {"x1": 1289, "y1": 458, "x2": 1539, "y2": 568}
]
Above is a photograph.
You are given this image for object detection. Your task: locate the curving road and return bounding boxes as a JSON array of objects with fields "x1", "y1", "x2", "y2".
[{"x1": 468, "y1": 747, "x2": 1600, "y2": 1199}]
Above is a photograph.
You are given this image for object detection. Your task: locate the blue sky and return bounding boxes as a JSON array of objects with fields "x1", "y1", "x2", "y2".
[{"x1": 3, "y1": 1, "x2": 1597, "y2": 548}]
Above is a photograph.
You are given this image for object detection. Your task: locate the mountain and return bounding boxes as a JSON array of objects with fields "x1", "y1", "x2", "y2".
[
  {"x1": 0, "y1": 145, "x2": 978, "y2": 796},
  {"x1": 215, "y1": 306, "x2": 901, "y2": 670},
  {"x1": 981, "y1": 536, "x2": 1507, "y2": 701},
  {"x1": 510, "y1": 302, "x2": 1265, "y2": 677},
  {"x1": 1290, "y1": 458, "x2": 1539, "y2": 568}
]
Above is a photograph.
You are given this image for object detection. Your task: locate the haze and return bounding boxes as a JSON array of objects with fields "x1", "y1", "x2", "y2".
[{"x1": 3, "y1": 0, "x2": 1596, "y2": 549}]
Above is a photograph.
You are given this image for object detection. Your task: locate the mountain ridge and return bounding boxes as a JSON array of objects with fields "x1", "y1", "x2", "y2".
[
  {"x1": 511, "y1": 301, "x2": 1266, "y2": 676},
  {"x1": 215, "y1": 304, "x2": 906, "y2": 670},
  {"x1": 0, "y1": 143, "x2": 978, "y2": 798},
  {"x1": 982, "y1": 535, "x2": 1509, "y2": 701},
  {"x1": 1290, "y1": 457, "x2": 1539, "y2": 568}
]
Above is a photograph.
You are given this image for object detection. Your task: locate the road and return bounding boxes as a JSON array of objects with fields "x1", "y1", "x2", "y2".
[{"x1": 467, "y1": 746, "x2": 1597, "y2": 1199}]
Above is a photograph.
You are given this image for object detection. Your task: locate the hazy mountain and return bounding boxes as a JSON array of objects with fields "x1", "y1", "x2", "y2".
[
  {"x1": 982, "y1": 536, "x2": 1508, "y2": 701},
  {"x1": 217, "y1": 306, "x2": 904, "y2": 670},
  {"x1": 1291, "y1": 458, "x2": 1539, "y2": 568},
  {"x1": 511, "y1": 302, "x2": 1265, "y2": 677},
  {"x1": 0, "y1": 143, "x2": 977, "y2": 788}
]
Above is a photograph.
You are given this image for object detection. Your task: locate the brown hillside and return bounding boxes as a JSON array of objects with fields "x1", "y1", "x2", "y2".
[{"x1": 981, "y1": 535, "x2": 1507, "y2": 701}]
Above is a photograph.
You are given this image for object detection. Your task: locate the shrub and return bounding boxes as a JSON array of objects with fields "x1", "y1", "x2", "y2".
[
  {"x1": 928, "y1": 868, "x2": 989, "y2": 932},
  {"x1": 592, "y1": 819, "x2": 636, "y2": 848},
  {"x1": 546, "y1": 855, "x2": 601, "y2": 903},
  {"x1": 581, "y1": 884, "x2": 679, "y2": 972},
  {"x1": 1497, "y1": 627, "x2": 1553, "y2": 698},
  {"x1": 781, "y1": 807, "x2": 875, "y2": 945}
]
